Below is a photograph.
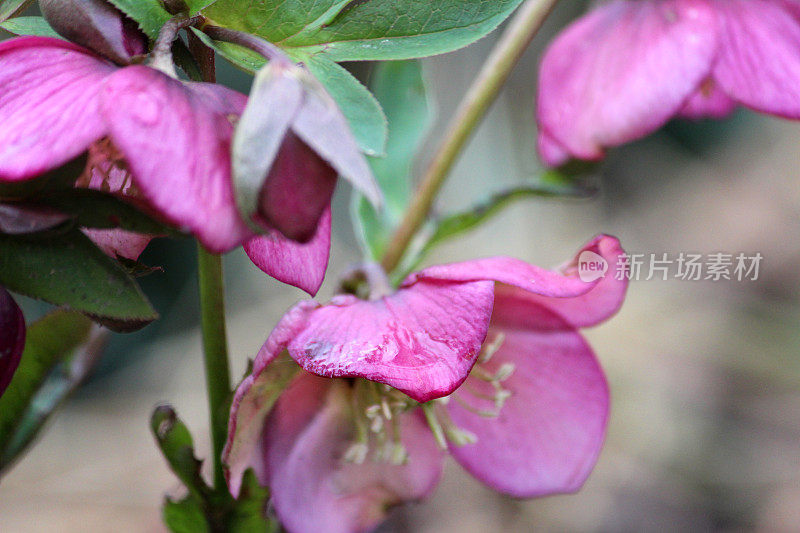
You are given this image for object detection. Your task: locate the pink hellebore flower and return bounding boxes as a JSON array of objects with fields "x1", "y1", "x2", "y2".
[
  {"x1": 224, "y1": 236, "x2": 627, "y2": 533},
  {"x1": 537, "y1": 0, "x2": 800, "y2": 166},
  {"x1": 0, "y1": 287, "x2": 25, "y2": 398},
  {"x1": 0, "y1": 36, "x2": 336, "y2": 295}
]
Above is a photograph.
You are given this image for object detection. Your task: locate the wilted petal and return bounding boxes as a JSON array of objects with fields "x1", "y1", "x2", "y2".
[
  {"x1": 711, "y1": 0, "x2": 800, "y2": 118},
  {"x1": 0, "y1": 287, "x2": 25, "y2": 397},
  {"x1": 537, "y1": 0, "x2": 717, "y2": 162},
  {"x1": 83, "y1": 228, "x2": 151, "y2": 261},
  {"x1": 292, "y1": 74, "x2": 382, "y2": 208},
  {"x1": 0, "y1": 37, "x2": 113, "y2": 181},
  {"x1": 264, "y1": 376, "x2": 443, "y2": 533},
  {"x1": 0, "y1": 204, "x2": 69, "y2": 234},
  {"x1": 287, "y1": 281, "x2": 495, "y2": 402},
  {"x1": 244, "y1": 207, "x2": 331, "y2": 296},
  {"x1": 257, "y1": 133, "x2": 337, "y2": 242},
  {"x1": 447, "y1": 312, "x2": 609, "y2": 497},
  {"x1": 40, "y1": 0, "x2": 146, "y2": 64},
  {"x1": 679, "y1": 78, "x2": 738, "y2": 119},
  {"x1": 99, "y1": 66, "x2": 253, "y2": 253},
  {"x1": 407, "y1": 235, "x2": 627, "y2": 329}
]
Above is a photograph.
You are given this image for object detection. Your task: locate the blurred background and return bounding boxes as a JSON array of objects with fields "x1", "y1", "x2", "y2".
[{"x1": 2, "y1": 3, "x2": 799, "y2": 531}]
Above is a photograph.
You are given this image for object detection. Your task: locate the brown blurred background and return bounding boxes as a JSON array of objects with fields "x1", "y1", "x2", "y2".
[{"x1": 1, "y1": 3, "x2": 799, "y2": 531}]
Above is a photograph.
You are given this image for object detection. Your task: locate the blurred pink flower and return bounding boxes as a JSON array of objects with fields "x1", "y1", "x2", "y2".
[
  {"x1": 537, "y1": 0, "x2": 800, "y2": 166},
  {"x1": 0, "y1": 287, "x2": 25, "y2": 398},
  {"x1": 0, "y1": 37, "x2": 333, "y2": 294},
  {"x1": 224, "y1": 236, "x2": 628, "y2": 532}
]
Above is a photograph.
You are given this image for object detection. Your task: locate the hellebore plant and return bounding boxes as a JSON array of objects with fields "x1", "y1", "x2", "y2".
[
  {"x1": 224, "y1": 236, "x2": 627, "y2": 532},
  {"x1": 0, "y1": 5, "x2": 379, "y2": 295},
  {"x1": 537, "y1": 0, "x2": 800, "y2": 166},
  {"x1": 0, "y1": 0, "x2": 655, "y2": 531}
]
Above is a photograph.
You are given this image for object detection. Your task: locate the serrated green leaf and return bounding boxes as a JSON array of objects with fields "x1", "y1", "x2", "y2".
[
  {"x1": 186, "y1": 0, "x2": 218, "y2": 12},
  {"x1": 0, "y1": 0, "x2": 32, "y2": 23},
  {"x1": 0, "y1": 230, "x2": 158, "y2": 330},
  {"x1": 190, "y1": 28, "x2": 266, "y2": 72},
  {"x1": 0, "y1": 16, "x2": 60, "y2": 37},
  {"x1": 422, "y1": 178, "x2": 595, "y2": 255},
  {"x1": 351, "y1": 60, "x2": 432, "y2": 260},
  {"x1": 151, "y1": 405, "x2": 212, "y2": 501},
  {"x1": 0, "y1": 310, "x2": 101, "y2": 474},
  {"x1": 107, "y1": 0, "x2": 170, "y2": 39},
  {"x1": 203, "y1": 0, "x2": 525, "y2": 61},
  {"x1": 306, "y1": 55, "x2": 387, "y2": 157}
]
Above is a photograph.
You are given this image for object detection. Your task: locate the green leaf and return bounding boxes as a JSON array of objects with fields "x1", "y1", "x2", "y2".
[
  {"x1": 106, "y1": 0, "x2": 170, "y2": 39},
  {"x1": 164, "y1": 497, "x2": 211, "y2": 533},
  {"x1": 203, "y1": 0, "x2": 525, "y2": 61},
  {"x1": 305, "y1": 55, "x2": 387, "y2": 157},
  {"x1": 0, "y1": 16, "x2": 60, "y2": 37},
  {"x1": 352, "y1": 60, "x2": 432, "y2": 260},
  {"x1": 422, "y1": 177, "x2": 595, "y2": 255},
  {"x1": 192, "y1": 29, "x2": 386, "y2": 156},
  {"x1": 151, "y1": 405, "x2": 212, "y2": 501},
  {"x1": 0, "y1": 229, "x2": 158, "y2": 331},
  {"x1": 185, "y1": 0, "x2": 218, "y2": 12},
  {"x1": 34, "y1": 189, "x2": 178, "y2": 236},
  {"x1": 0, "y1": 0, "x2": 32, "y2": 23},
  {"x1": 0, "y1": 310, "x2": 100, "y2": 474}
]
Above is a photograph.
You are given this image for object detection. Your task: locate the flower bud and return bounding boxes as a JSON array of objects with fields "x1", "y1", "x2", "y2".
[{"x1": 40, "y1": 0, "x2": 147, "y2": 64}]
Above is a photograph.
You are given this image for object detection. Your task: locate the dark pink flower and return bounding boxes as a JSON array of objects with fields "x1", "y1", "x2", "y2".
[
  {"x1": 224, "y1": 236, "x2": 627, "y2": 532},
  {"x1": 0, "y1": 36, "x2": 339, "y2": 294},
  {"x1": 537, "y1": 0, "x2": 800, "y2": 166},
  {"x1": 0, "y1": 287, "x2": 25, "y2": 398}
]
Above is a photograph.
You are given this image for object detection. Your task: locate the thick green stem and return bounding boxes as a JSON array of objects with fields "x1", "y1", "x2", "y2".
[
  {"x1": 380, "y1": 0, "x2": 559, "y2": 272},
  {"x1": 196, "y1": 245, "x2": 232, "y2": 491}
]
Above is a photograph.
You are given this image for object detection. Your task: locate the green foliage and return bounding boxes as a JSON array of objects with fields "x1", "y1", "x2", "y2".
[
  {"x1": 0, "y1": 311, "x2": 100, "y2": 475},
  {"x1": 152, "y1": 406, "x2": 275, "y2": 533},
  {"x1": 106, "y1": 0, "x2": 170, "y2": 39},
  {"x1": 305, "y1": 55, "x2": 387, "y2": 157},
  {"x1": 0, "y1": 0, "x2": 32, "y2": 23},
  {"x1": 351, "y1": 60, "x2": 433, "y2": 260},
  {"x1": 203, "y1": 0, "x2": 525, "y2": 61},
  {"x1": 420, "y1": 176, "x2": 596, "y2": 256},
  {"x1": 0, "y1": 16, "x2": 60, "y2": 37},
  {"x1": 0, "y1": 229, "x2": 158, "y2": 331}
]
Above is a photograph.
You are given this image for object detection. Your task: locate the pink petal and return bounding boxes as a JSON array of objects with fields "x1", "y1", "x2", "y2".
[
  {"x1": 224, "y1": 302, "x2": 316, "y2": 496},
  {"x1": 243, "y1": 207, "x2": 331, "y2": 296},
  {"x1": 264, "y1": 375, "x2": 443, "y2": 533},
  {"x1": 287, "y1": 281, "x2": 495, "y2": 402},
  {"x1": 0, "y1": 37, "x2": 113, "y2": 181},
  {"x1": 0, "y1": 287, "x2": 25, "y2": 398},
  {"x1": 537, "y1": 129, "x2": 571, "y2": 167},
  {"x1": 536, "y1": 0, "x2": 717, "y2": 162},
  {"x1": 256, "y1": 132, "x2": 337, "y2": 243},
  {"x1": 679, "y1": 78, "x2": 738, "y2": 119},
  {"x1": 98, "y1": 66, "x2": 253, "y2": 253},
  {"x1": 447, "y1": 315, "x2": 609, "y2": 497},
  {"x1": 406, "y1": 235, "x2": 627, "y2": 328},
  {"x1": 711, "y1": 0, "x2": 800, "y2": 118},
  {"x1": 83, "y1": 228, "x2": 151, "y2": 261}
]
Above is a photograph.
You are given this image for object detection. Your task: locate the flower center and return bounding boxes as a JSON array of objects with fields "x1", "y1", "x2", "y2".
[
  {"x1": 76, "y1": 138, "x2": 140, "y2": 198},
  {"x1": 344, "y1": 380, "x2": 417, "y2": 466}
]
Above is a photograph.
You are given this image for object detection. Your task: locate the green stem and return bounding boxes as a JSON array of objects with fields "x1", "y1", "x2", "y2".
[
  {"x1": 196, "y1": 245, "x2": 232, "y2": 491},
  {"x1": 380, "y1": 0, "x2": 559, "y2": 273}
]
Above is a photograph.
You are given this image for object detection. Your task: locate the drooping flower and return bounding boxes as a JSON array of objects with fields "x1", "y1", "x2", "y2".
[
  {"x1": 0, "y1": 32, "x2": 367, "y2": 294},
  {"x1": 0, "y1": 287, "x2": 25, "y2": 398},
  {"x1": 537, "y1": 0, "x2": 800, "y2": 166},
  {"x1": 224, "y1": 236, "x2": 627, "y2": 532}
]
